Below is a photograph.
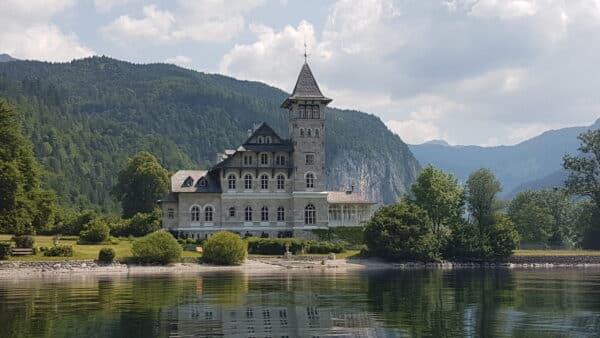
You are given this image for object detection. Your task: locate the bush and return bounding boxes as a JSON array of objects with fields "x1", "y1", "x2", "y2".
[
  {"x1": 44, "y1": 245, "x2": 73, "y2": 257},
  {"x1": 245, "y1": 238, "x2": 344, "y2": 255},
  {"x1": 311, "y1": 227, "x2": 365, "y2": 246},
  {"x1": 12, "y1": 235, "x2": 34, "y2": 248},
  {"x1": 364, "y1": 200, "x2": 441, "y2": 262},
  {"x1": 446, "y1": 215, "x2": 519, "y2": 260},
  {"x1": 112, "y1": 209, "x2": 162, "y2": 237},
  {"x1": 0, "y1": 242, "x2": 11, "y2": 260},
  {"x1": 98, "y1": 247, "x2": 116, "y2": 263},
  {"x1": 203, "y1": 231, "x2": 247, "y2": 265},
  {"x1": 79, "y1": 218, "x2": 110, "y2": 243},
  {"x1": 132, "y1": 231, "x2": 182, "y2": 264}
]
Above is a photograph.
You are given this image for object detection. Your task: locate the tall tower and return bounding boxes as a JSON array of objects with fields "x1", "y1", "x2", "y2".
[{"x1": 282, "y1": 62, "x2": 332, "y2": 193}]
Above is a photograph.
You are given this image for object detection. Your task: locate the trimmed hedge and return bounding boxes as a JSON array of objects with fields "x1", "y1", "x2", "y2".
[
  {"x1": 0, "y1": 242, "x2": 11, "y2": 260},
  {"x1": 98, "y1": 247, "x2": 116, "y2": 263},
  {"x1": 203, "y1": 231, "x2": 247, "y2": 265},
  {"x1": 44, "y1": 245, "x2": 74, "y2": 257},
  {"x1": 246, "y1": 238, "x2": 344, "y2": 255},
  {"x1": 13, "y1": 235, "x2": 34, "y2": 248},
  {"x1": 132, "y1": 231, "x2": 182, "y2": 264}
]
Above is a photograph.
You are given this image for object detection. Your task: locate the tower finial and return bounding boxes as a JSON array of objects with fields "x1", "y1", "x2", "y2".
[{"x1": 303, "y1": 39, "x2": 309, "y2": 63}]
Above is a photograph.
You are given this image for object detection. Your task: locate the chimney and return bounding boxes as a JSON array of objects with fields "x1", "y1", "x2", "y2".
[{"x1": 346, "y1": 184, "x2": 354, "y2": 194}]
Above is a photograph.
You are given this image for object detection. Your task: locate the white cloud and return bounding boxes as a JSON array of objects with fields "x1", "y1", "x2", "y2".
[
  {"x1": 101, "y1": 0, "x2": 265, "y2": 44},
  {"x1": 0, "y1": 0, "x2": 94, "y2": 61},
  {"x1": 470, "y1": 0, "x2": 539, "y2": 19},
  {"x1": 386, "y1": 119, "x2": 445, "y2": 144},
  {"x1": 94, "y1": 0, "x2": 128, "y2": 13},
  {"x1": 165, "y1": 55, "x2": 192, "y2": 66}
]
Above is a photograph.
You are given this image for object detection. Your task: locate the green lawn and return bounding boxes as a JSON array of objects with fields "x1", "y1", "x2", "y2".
[
  {"x1": 513, "y1": 249, "x2": 600, "y2": 256},
  {"x1": 0, "y1": 235, "x2": 201, "y2": 262}
]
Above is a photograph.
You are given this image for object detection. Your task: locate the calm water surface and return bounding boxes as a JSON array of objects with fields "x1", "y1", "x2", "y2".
[{"x1": 1, "y1": 268, "x2": 600, "y2": 337}]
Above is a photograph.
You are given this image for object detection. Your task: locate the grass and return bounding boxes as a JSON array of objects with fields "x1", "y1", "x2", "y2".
[
  {"x1": 0, "y1": 235, "x2": 202, "y2": 262},
  {"x1": 513, "y1": 249, "x2": 600, "y2": 257}
]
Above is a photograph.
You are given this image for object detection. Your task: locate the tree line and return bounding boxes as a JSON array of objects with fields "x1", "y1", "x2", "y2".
[{"x1": 364, "y1": 128, "x2": 600, "y2": 261}]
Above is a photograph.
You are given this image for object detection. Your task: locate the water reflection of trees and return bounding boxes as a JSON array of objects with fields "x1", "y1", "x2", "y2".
[{"x1": 1, "y1": 269, "x2": 600, "y2": 337}]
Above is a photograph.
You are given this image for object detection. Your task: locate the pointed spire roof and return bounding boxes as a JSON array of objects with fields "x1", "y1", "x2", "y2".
[{"x1": 281, "y1": 62, "x2": 332, "y2": 108}]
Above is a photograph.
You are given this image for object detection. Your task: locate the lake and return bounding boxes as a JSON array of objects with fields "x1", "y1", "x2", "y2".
[{"x1": 1, "y1": 268, "x2": 600, "y2": 337}]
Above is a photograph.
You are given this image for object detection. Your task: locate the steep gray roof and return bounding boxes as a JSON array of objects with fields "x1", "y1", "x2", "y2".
[{"x1": 282, "y1": 63, "x2": 332, "y2": 108}]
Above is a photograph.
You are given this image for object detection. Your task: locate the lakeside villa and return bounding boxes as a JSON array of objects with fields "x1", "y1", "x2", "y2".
[{"x1": 159, "y1": 62, "x2": 375, "y2": 239}]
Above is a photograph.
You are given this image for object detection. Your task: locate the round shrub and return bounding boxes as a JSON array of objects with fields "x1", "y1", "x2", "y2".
[
  {"x1": 364, "y1": 200, "x2": 441, "y2": 262},
  {"x1": 132, "y1": 231, "x2": 182, "y2": 264},
  {"x1": 12, "y1": 235, "x2": 34, "y2": 248},
  {"x1": 203, "y1": 231, "x2": 247, "y2": 265},
  {"x1": 44, "y1": 245, "x2": 73, "y2": 257},
  {"x1": 79, "y1": 218, "x2": 110, "y2": 243},
  {"x1": 98, "y1": 247, "x2": 116, "y2": 263},
  {"x1": 0, "y1": 242, "x2": 11, "y2": 260}
]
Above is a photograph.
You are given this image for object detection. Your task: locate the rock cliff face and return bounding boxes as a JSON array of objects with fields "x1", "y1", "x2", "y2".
[
  {"x1": 326, "y1": 110, "x2": 420, "y2": 203},
  {"x1": 0, "y1": 56, "x2": 420, "y2": 210}
]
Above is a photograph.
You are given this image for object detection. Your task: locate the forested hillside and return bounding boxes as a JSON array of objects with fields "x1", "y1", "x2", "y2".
[{"x1": 0, "y1": 56, "x2": 419, "y2": 211}]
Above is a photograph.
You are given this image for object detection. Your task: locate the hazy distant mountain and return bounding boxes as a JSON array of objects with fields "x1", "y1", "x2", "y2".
[
  {"x1": 0, "y1": 54, "x2": 17, "y2": 62},
  {"x1": 409, "y1": 119, "x2": 600, "y2": 197}
]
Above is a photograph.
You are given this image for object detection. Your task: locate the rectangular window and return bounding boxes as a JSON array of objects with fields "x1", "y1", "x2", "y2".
[
  {"x1": 305, "y1": 154, "x2": 315, "y2": 165},
  {"x1": 243, "y1": 155, "x2": 252, "y2": 165}
]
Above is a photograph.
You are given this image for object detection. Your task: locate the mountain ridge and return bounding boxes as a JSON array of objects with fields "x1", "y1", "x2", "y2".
[{"x1": 0, "y1": 56, "x2": 420, "y2": 211}]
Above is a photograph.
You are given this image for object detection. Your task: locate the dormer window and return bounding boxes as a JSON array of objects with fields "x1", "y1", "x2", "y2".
[
  {"x1": 243, "y1": 154, "x2": 253, "y2": 165},
  {"x1": 258, "y1": 136, "x2": 264, "y2": 144},
  {"x1": 182, "y1": 176, "x2": 194, "y2": 187},
  {"x1": 196, "y1": 178, "x2": 208, "y2": 188},
  {"x1": 265, "y1": 136, "x2": 272, "y2": 144}
]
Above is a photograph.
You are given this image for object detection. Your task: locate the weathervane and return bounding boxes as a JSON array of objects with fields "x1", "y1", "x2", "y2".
[{"x1": 303, "y1": 39, "x2": 310, "y2": 63}]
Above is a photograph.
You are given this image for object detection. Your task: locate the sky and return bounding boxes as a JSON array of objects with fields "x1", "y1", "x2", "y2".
[{"x1": 1, "y1": 0, "x2": 599, "y2": 146}]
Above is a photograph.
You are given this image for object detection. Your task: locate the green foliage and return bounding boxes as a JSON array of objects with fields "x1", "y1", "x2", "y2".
[
  {"x1": 446, "y1": 215, "x2": 519, "y2": 260},
  {"x1": 411, "y1": 165, "x2": 464, "y2": 239},
  {"x1": 311, "y1": 226, "x2": 364, "y2": 246},
  {"x1": 43, "y1": 245, "x2": 73, "y2": 257},
  {"x1": 12, "y1": 235, "x2": 34, "y2": 248},
  {"x1": 364, "y1": 200, "x2": 441, "y2": 262},
  {"x1": 111, "y1": 209, "x2": 162, "y2": 237},
  {"x1": 508, "y1": 189, "x2": 580, "y2": 247},
  {"x1": 203, "y1": 231, "x2": 247, "y2": 265},
  {"x1": 0, "y1": 242, "x2": 11, "y2": 260},
  {"x1": 488, "y1": 215, "x2": 520, "y2": 259},
  {"x1": 0, "y1": 100, "x2": 57, "y2": 234},
  {"x1": 113, "y1": 152, "x2": 169, "y2": 218},
  {"x1": 246, "y1": 237, "x2": 345, "y2": 255},
  {"x1": 563, "y1": 129, "x2": 600, "y2": 209},
  {"x1": 79, "y1": 218, "x2": 110, "y2": 243},
  {"x1": 132, "y1": 231, "x2": 182, "y2": 264},
  {"x1": 98, "y1": 247, "x2": 116, "y2": 263},
  {"x1": 466, "y1": 169, "x2": 502, "y2": 235}
]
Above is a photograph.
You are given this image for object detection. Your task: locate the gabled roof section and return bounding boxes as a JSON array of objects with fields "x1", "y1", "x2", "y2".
[
  {"x1": 243, "y1": 122, "x2": 284, "y2": 145},
  {"x1": 171, "y1": 170, "x2": 221, "y2": 193},
  {"x1": 282, "y1": 62, "x2": 332, "y2": 108}
]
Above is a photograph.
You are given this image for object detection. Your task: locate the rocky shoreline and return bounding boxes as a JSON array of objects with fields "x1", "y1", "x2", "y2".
[{"x1": 1, "y1": 255, "x2": 600, "y2": 278}]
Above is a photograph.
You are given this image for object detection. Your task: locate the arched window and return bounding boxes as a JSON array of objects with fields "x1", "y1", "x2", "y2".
[
  {"x1": 260, "y1": 153, "x2": 268, "y2": 165},
  {"x1": 265, "y1": 136, "x2": 272, "y2": 144},
  {"x1": 205, "y1": 206, "x2": 213, "y2": 222},
  {"x1": 245, "y1": 206, "x2": 253, "y2": 221},
  {"x1": 261, "y1": 206, "x2": 269, "y2": 221},
  {"x1": 304, "y1": 204, "x2": 316, "y2": 224},
  {"x1": 315, "y1": 128, "x2": 320, "y2": 137},
  {"x1": 229, "y1": 207, "x2": 236, "y2": 217},
  {"x1": 258, "y1": 136, "x2": 264, "y2": 144},
  {"x1": 276, "y1": 174, "x2": 285, "y2": 190},
  {"x1": 306, "y1": 172, "x2": 315, "y2": 189},
  {"x1": 191, "y1": 206, "x2": 201, "y2": 222},
  {"x1": 167, "y1": 208, "x2": 175, "y2": 219},
  {"x1": 277, "y1": 206, "x2": 285, "y2": 221},
  {"x1": 307, "y1": 128, "x2": 312, "y2": 137},
  {"x1": 300, "y1": 128, "x2": 305, "y2": 137},
  {"x1": 260, "y1": 174, "x2": 269, "y2": 190},
  {"x1": 227, "y1": 174, "x2": 236, "y2": 190},
  {"x1": 244, "y1": 174, "x2": 253, "y2": 190}
]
